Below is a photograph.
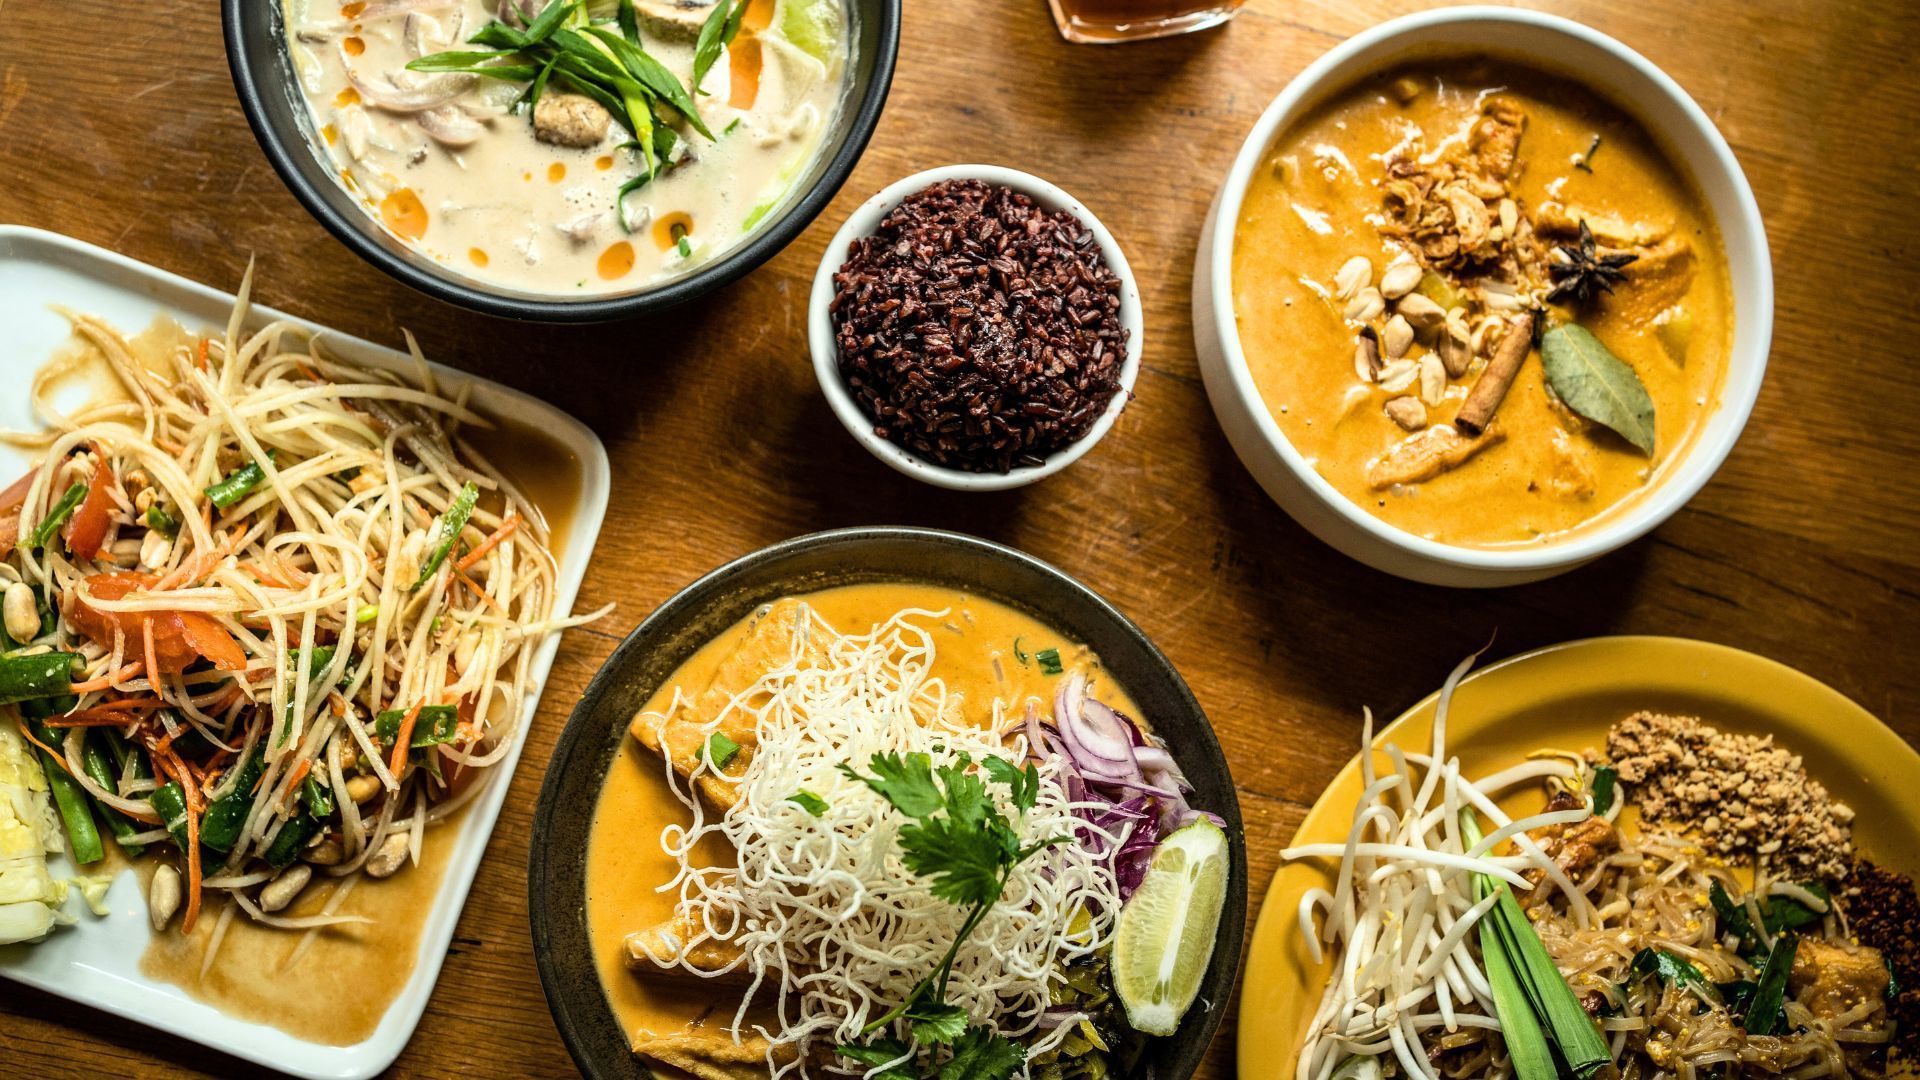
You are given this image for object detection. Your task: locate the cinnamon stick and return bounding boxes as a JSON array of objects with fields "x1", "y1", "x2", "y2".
[{"x1": 1455, "y1": 312, "x2": 1535, "y2": 436}]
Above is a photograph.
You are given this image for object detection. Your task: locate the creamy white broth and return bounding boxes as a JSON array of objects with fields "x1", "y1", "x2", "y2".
[{"x1": 284, "y1": 0, "x2": 845, "y2": 294}]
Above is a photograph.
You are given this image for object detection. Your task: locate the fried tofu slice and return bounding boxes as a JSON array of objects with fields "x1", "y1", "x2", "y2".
[
  {"x1": 634, "y1": 1025, "x2": 794, "y2": 1080},
  {"x1": 1365, "y1": 422, "x2": 1506, "y2": 489},
  {"x1": 631, "y1": 598, "x2": 823, "y2": 810},
  {"x1": 625, "y1": 908, "x2": 750, "y2": 984}
]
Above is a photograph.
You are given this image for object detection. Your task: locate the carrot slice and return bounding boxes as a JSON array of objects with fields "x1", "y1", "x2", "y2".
[
  {"x1": 455, "y1": 514, "x2": 519, "y2": 572},
  {"x1": 389, "y1": 703, "x2": 422, "y2": 779}
]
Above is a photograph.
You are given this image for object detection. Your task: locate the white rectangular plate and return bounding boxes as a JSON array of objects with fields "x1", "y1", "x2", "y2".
[{"x1": 0, "y1": 225, "x2": 610, "y2": 1079}]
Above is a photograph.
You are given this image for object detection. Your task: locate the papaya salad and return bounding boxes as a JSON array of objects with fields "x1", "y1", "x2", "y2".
[{"x1": 0, "y1": 273, "x2": 602, "y2": 955}]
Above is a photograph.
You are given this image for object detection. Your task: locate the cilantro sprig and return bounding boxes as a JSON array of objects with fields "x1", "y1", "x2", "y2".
[{"x1": 833, "y1": 751, "x2": 1061, "y2": 1078}]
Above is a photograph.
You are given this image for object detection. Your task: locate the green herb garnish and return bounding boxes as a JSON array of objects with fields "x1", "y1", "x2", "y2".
[
  {"x1": 788, "y1": 789, "x2": 828, "y2": 816},
  {"x1": 1034, "y1": 648, "x2": 1063, "y2": 676},
  {"x1": 834, "y1": 752, "x2": 1056, "y2": 1074},
  {"x1": 691, "y1": 0, "x2": 749, "y2": 95},
  {"x1": 1631, "y1": 947, "x2": 1719, "y2": 1001},
  {"x1": 675, "y1": 236, "x2": 692, "y2": 259},
  {"x1": 706, "y1": 731, "x2": 741, "y2": 770}
]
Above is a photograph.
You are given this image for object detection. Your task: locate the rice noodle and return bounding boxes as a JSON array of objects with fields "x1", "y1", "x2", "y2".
[{"x1": 648, "y1": 605, "x2": 1126, "y2": 1078}]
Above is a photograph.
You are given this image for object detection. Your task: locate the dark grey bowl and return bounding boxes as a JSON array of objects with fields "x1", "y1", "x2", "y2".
[
  {"x1": 528, "y1": 527, "x2": 1247, "y2": 1078},
  {"x1": 222, "y1": 1, "x2": 900, "y2": 322}
]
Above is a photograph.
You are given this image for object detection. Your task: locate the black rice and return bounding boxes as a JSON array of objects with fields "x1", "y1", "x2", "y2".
[{"x1": 828, "y1": 179, "x2": 1129, "y2": 474}]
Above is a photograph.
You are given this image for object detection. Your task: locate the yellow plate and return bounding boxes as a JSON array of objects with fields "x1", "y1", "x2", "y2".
[{"x1": 1237, "y1": 636, "x2": 1920, "y2": 1079}]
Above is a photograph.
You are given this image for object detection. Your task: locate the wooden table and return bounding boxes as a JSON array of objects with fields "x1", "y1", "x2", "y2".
[{"x1": 3, "y1": 0, "x2": 1915, "y2": 1075}]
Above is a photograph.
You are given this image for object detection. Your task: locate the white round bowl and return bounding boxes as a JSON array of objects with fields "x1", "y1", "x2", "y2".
[
  {"x1": 1192, "y1": 6, "x2": 1772, "y2": 587},
  {"x1": 810, "y1": 164, "x2": 1144, "y2": 491}
]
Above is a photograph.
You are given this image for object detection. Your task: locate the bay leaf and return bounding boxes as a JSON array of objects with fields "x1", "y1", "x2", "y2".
[{"x1": 1540, "y1": 324, "x2": 1656, "y2": 455}]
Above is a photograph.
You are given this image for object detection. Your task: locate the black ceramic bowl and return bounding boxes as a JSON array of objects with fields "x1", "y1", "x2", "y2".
[
  {"x1": 222, "y1": 1, "x2": 900, "y2": 322},
  {"x1": 529, "y1": 527, "x2": 1247, "y2": 1079}
]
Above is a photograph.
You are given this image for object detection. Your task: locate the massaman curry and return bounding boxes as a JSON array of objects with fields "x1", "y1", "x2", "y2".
[
  {"x1": 584, "y1": 582, "x2": 1137, "y2": 1079},
  {"x1": 1233, "y1": 58, "x2": 1732, "y2": 547}
]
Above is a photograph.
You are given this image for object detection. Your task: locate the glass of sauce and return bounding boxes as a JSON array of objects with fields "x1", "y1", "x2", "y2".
[{"x1": 1046, "y1": 0, "x2": 1246, "y2": 43}]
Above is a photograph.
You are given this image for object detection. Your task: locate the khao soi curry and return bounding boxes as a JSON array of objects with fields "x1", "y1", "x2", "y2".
[{"x1": 1233, "y1": 58, "x2": 1732, "y2": 548}]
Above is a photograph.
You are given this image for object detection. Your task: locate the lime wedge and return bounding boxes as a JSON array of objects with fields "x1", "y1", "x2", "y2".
[
  {"x1": 778, "y1": 0, "x2": 841, "y2": 63},
  {"x1": 1111, "y1": 817, "x2": 1230, "y2": 1037}
]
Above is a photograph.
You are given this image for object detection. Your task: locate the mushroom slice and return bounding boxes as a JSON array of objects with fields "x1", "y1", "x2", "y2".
[
  {"x1": 346, "y1": 67, "x2": 473, "y2": 113},
  {"x1": 418, "y1": 105, "x2": 485, "y2": 148}
]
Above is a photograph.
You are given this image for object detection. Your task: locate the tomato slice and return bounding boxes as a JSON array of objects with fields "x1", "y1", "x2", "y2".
[
  {"x1": 0, "y1": 468, "x2": 38, "y2": 561},
  {"x1": 64, "y1": 447, "x2": 116, "y2": 560},
  {"x1": 68, "y1": 572, "x2": 250, "y2": 674}
]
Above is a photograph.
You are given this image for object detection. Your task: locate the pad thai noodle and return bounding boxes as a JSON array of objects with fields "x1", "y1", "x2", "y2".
[{"x1": 1284, "y1": 657, "x2": 1895, "y2": 1080}]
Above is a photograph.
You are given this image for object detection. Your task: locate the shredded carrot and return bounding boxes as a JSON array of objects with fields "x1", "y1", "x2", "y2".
[
  {"x1": 143, "y1": 617, "x2": 160, "y2": 695},
  {"x1": 298, "y1": 361, "x2": 323, "y2": 384},
  {"x1": 194, "y1": 338, "x2": 210, "y2": 371},
  {"x1": 456, "y1": 513, "x2": 520, "y2": 572},
  {"x1": 389, "y1": 702, "x2": 422, "y2": 779},
  {"x1": 282, "y1": 759, "x2": 313, "y2": 808},
  {"x1": 69, "y1": 661, "x2": 145, "y2": 695},
  {"x1": 146, "y1": 742, "x2": 202, "y2": 933},
  {"x1": 454, "y1": 567, "x2": 505, "y2": 614},
  {"x1": 238, "y1": 562, "x2": 290, "y2": 588},
  {"x1": 16, "y1": 718, "x2": 71, "y2": 772}
]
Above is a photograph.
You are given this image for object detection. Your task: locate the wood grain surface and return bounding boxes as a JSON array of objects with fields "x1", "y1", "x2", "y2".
[{"x1": 2, "y1": 0, "x2": 1916, "y2": 1076}]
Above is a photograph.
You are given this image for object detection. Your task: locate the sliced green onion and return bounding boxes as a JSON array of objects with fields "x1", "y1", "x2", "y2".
[
  {"x1": 1034, "y1": 648, "x2": 1063, "y2": 676},
  {"x1": 28, "y1": 483, "x2": 86, "y2": 549},
  {"x1": 706, "y1": 731, "x2": 741, "y2": 770},
  {"x1": 413, "y1": 482, "x2": 480, "y2": 589},
  {"x1": 676, "y1": 236, "x2": 693, "y2": 259}
]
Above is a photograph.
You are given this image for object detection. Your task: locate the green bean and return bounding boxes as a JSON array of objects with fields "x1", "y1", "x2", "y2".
[
  {"x1": 199, "y1": 748, "x2": 264, "y2": 854},
  {"x1": 302, "y1": 775, "x2": 335, "y2": 819},
  {"x1": 149, "y1": 781, "x2": 193, "y2": 851},
  {"x1": 0, "y1": 652, "x2": 80, "y2": 705},
  {"x1": 375, "y1": 704, "x2": 459, "y2": 749},
  {"x1": 205, "y1": 451, "x2": 274, "y2": 510},
  {"x1": 80, "y1": 731, "x2": 145, "y2": 857},
  {"x1": 26, "y1": 482, "x2": 86, "y2": 549},
  {"x1": 265, "y1": 813, "x2": 319, "y2": 869},
  {"x1": 29, "y1": 722, "x2": 103, "y2": 865}
]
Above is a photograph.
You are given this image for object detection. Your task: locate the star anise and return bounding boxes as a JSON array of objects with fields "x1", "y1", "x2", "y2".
[{"x1": 1545, "y1": 219, "x2": 1638, "y2": 306}]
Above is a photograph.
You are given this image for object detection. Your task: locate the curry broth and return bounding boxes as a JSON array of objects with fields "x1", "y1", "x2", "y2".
[
  {"x1": 1232, "y1": 59, "x2": 1731, "y2": 547},
  {"x1": 584, "y1": 582, "x2": 1137, "y2": 1058}
]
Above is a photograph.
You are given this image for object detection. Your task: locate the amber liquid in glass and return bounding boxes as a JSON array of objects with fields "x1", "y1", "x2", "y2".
[{"x1": 1047, "y1": 0, "x2": 1245, "y2": 43}]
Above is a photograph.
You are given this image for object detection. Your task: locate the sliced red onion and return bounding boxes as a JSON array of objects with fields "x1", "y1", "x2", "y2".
[{"x1": 347, "y1": 67, "x2": 474, "y2": 114}]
